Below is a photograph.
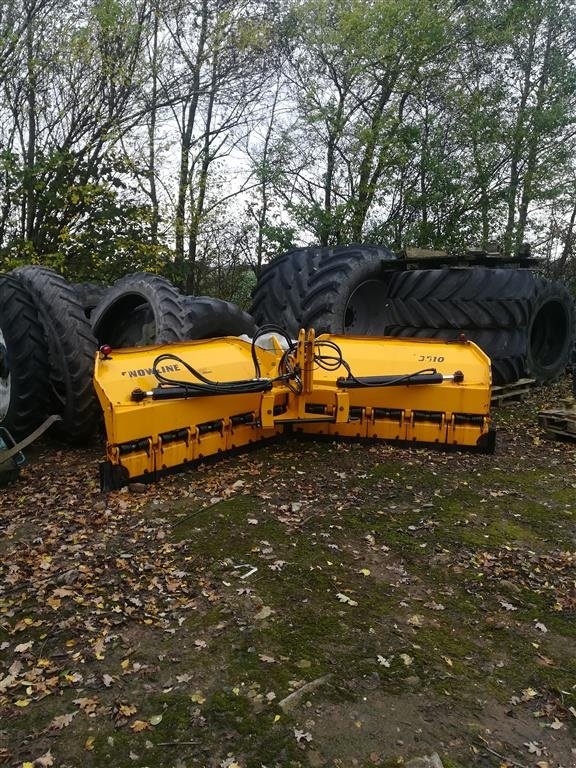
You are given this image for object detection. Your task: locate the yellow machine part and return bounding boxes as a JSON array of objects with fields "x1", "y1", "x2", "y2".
[{"x1": 94, "y1": 331, "x2": 494, "y2": 489}]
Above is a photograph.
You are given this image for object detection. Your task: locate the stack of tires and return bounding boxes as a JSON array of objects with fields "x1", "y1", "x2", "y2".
[
  {"x1": 251, "y1": 245, "x2": 576, "y2": 386},
  {"x1": 0, "y1": 268, "x2": 256, "y2": 443}
]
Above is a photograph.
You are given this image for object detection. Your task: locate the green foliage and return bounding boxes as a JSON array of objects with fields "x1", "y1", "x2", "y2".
[
  {"x1": 0, "y1": 149, "x2": 169, "y2": 283},
  {"x1": 2, "y1": 0, "x2": 576, "y2": 288}
]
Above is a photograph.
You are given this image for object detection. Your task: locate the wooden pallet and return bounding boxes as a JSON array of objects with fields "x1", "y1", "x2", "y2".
[
  {"x1": 491, "y1": 378, "x2": 536, "y2": 406},
  {"x1": 538, "y1": 405, "x2": 576, "y2": 440}
]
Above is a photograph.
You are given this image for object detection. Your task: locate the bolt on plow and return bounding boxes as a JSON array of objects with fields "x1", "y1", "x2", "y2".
[{"x1": 94, "y1": 328, "x2": 495, "y2": 490}]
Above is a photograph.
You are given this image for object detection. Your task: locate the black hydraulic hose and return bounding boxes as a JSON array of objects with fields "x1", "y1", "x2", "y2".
[
  {"x1": 147, "y1": 353, "x2": 273, "y2": 397},
  {"x1": 337, "y1": 369, "x2": 464, "y2": 388},
  {"x1": 131, "y1": 380, "x2": 273, "y2": 402}
]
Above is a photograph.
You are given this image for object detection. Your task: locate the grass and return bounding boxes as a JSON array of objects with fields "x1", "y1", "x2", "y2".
[{"x1": 1, "y1": 382, "x2": 576, "y2": 767}]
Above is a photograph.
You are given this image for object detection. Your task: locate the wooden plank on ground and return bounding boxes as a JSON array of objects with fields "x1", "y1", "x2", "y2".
[
  {"x1": 538, "y1": 407, "x2": 576, "y2": 440},
  {"x1": 491, "y1": 378, "x2": 536, "y2": 406}
]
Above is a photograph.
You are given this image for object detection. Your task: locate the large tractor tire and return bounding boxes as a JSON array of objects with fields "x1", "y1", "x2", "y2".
[
  {"x1": 384, "y1": 296, "x2": 532, "y2": 330},
  {"x1": 12, "y1": 266, "x2": 99, "y2": 441},
  {"x1": 383, "y1": 267, "x2": 536, "y2": 330},
  {"x1": 91, "y1": 273, "x2": 189, "y2": 347},
  {"x1": 251, "y1": 244, "x2": 400, "y2": 336},
  {"x1": 182, "y1": 296, "x2": 257, "y2": 339},
  {"x1": 0, "y1": 275, "x2": 51, "y2": 440},
  {"x1": 385, "y1": 326, "x2": 528, "y2": 385},
  {"x1": 70, "y1": 282, "x2": 109, "y2": 319},
  {"x1": 526, "y1": 278, "x2": 575, "y2": 382},
  {"x1": 385, "y1": 267, "x2": 538, "y2": 301},
  {"x1": 250, "y1": 247, "x2": 325, "y2": 336},
  {"x1": 300, "y1": 244, "x2": 399, "y2": 334}
]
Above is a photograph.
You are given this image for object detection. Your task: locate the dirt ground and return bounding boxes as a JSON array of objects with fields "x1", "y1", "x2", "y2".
[{"x1": 1, "y1": 379, "x2": 575, "y2": 768}]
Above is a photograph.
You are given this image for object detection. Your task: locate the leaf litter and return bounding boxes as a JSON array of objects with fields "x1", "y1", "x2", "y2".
[{"x1": 1, "y1": 381, "x2": 575, "y2": 767}]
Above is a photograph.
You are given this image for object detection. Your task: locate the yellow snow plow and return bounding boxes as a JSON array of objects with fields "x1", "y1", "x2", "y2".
[{"x1": 94, "y1": 329, "x2": 494, "y2": 489}]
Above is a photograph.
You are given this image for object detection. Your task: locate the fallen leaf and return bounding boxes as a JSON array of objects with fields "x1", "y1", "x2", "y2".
[
  {"x1": 336, "y1": 593, "x2": 358, "y2": 606},
  {"x1": 130, "y1": 720, "x2": 151, "y2": 732},
  {"x1": 424, "y1": 600, "x2": 445, "y2": 611},
  {"x1": 84, "y1": 737, "x2": 95, "y2": 751},
  {"x1": 15, "y1": 698, "x2": 31, "y2": 707},
  {"x1": 34, "y1": 750, "x2": 54, "y2": 767},
  {"x1": 73, "y1": 697, "x2": 98, "y2": 713},
  {"x1": 190, "y1": 691, "x2": 206, "y2": 704},
  {"x1": 149, "y1": 714, "x2": 163, "y2": 726},
  {"x1": 102, "y1": 674, "x2": 114, "y2": 687},
  {"x1": 407, "y1": 614, "x2": 424, "y2": 627},
  {"x1": 524, "y1": 741, "x2": 543, "y2": 756},
  {"x1": 294, "y1": 728, "x2": 313, "y2": 743},
  {"x1": 118, "y1": 703, "x2": 138, "y2": 717},
  {"x1": 52, "y1": 587, "x2": 75, "y2": 598},
  {"x1": 377, "y1": 655, "x2": 392, "y2": 667},
  {"x1": 255, "y1": 606, "x2": 273, "y2": 620},
  {"x1": 14, "y1": 641, "x2": 33, "y2": 653},
  {"x1": 220, "y1": 760, "x2": 241, "y2": 768},
  {"x1": 49, "y1": 712, "x2": 77, "y2": 729},
  {"x1": 399, "y1": 654, "x2": 413, "y2": 666}
]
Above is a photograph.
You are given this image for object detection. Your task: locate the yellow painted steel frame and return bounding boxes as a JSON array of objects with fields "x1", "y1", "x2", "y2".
[{"x1": 94, "y1": 331, "x2": 493, "y2": 488}]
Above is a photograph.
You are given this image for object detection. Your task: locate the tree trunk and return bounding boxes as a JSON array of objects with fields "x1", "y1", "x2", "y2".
[
  {"x1": 186, "y1": 40, "x2": 218, "y2": 294},
  {"x1": 254, "y1": 80, "x2": 280, "y2": 275},
  {"x1": 515, "y1": 19, "x2": 553, "y2": 252},
  {"x1": 148, "y1": 3, "x2": 160, "y2": 244},
  {"x1": 350, "y1": 73, "x2": 402, "y2": 242},
  {"x1": 503, "y1": 25, "x2": 537, "y2": 257},
  {"x1": 24, "y1": 17, "x2": 36, "y2": 243},
  {"x1": 174, "y1": 0, "x2": 209, "y2": 276},
  {"x1": 321, "y1": 81, "x2": 345, "y2": 246},
  {"x1": 418, "y1": 103, "x2": 429, "y2": 247},
  {"x1": 553, "y1": 199, "x2": 576, "y2": 278}
]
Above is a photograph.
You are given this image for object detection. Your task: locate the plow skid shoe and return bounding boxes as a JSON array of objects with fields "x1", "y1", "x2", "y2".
[{"x1": 94, "y1": 333, "x2": 493, "y2": 488}]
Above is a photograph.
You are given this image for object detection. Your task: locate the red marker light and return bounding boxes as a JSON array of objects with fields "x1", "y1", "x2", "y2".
[{"x1": 100, "y1": 344, "x2": 113, "y2": 358}]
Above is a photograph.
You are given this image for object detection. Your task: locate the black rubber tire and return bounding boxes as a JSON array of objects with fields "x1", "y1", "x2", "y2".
[
  {"x1": 384, "y1": 296, "x2": 532, "y2": 330},
  {"x1": 11, "y1": 266, "x2": 99, "y2": 441},
  {"x1": 300, "y1": 244, "x2": 399, "y2": 334},
  {"x1": 384, "y1": 325, "x2": 528, "y2": 385},
  {"x1": 71, "y1": 282, "x2": 109, "y2": 319},
  {"x1": 182, "y1": 296, "x2": 257, "y2": 339},
  {"x1": 91, "y1": 273, "x2": 189, "y2": 347},
  {"x1": 0, "y1": 275, "x2": 51, "y2": 439},
  {"x1": 250, "y1": 247, "x2": 326, "y2": 336},
  {"x1": 386, "y1": 267, "x2": 539, "y2": 302},
  {"x1": 526, "y1": 278, "x2": 575, "y2": 382},
  {"x1": 251, "y1": 244, "x2": 400, "y2": 336}
]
